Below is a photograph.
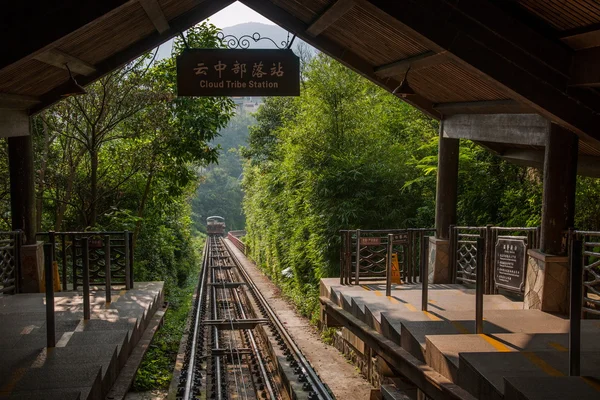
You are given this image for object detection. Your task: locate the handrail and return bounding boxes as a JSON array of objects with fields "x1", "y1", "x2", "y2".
[{"x1": 227, "y1": 232, "x2": 246, "y2": 255}]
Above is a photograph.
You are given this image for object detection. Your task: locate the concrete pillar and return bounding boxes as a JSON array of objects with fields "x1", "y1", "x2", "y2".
[
  {"x1": 3, "y1": 110, "x2": 41, "y2": 292},
  {"x1": 8, "y1": 135, "x2": 36, "y2": 244},
  {"x1": 540, "y1": 124, "x2": 578, "y2": 255},
  {"x1": 429, "y1": 121, "x2": 459, "y2": 283},
  {"x1": 524, "y1": 124, "x2": 578, "y2": 314}
]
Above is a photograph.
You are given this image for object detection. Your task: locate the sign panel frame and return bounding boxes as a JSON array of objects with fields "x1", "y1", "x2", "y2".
[{"x1": 176, "y1": 48, "x2": 300, "y2": 97}]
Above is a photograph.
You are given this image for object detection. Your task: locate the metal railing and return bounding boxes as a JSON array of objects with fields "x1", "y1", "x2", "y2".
[
  {"x1": 227, "y1": 231, "x2": 247, "y2": 254},
  {"x1": 569, "y1": 230, "x2": 600, "y2": 317},
  {"x1": 340, "y1": 228, "x2": 434, "y2": 286},
  {"x1": 449, "y1": 225, "x2": 539, "y2": 294},
  {"x1": 36, "y1": 231, "x2": 133, "y2": 291},
  {"x1": 0, "y1": 231, "x2": 22, "y2": 295}
]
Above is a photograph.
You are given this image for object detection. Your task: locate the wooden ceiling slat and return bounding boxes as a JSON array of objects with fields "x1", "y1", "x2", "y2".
[
  {"x1": 61, "y1": 2, "x2": 155, "y2": 65},
  {"x1": 518, "y1": 0, "x2": 600, "y2": 31},
  {"x1": 0, "y1": 60, "x2": 66, "y2": 97}
]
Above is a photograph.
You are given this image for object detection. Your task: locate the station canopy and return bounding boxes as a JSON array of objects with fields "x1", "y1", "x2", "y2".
[{"x1": 3, "y1": 0, "x2": 600, "y2": 172}]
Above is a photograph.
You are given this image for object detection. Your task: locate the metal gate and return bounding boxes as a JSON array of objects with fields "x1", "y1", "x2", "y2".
[
  {"x1": 0, "y1": 231, "x2": 22, "y2": 294},
  {"x1": 340, "y1": 228, "x2": 434, "y2": 285},
  {"x1": 450, "y1": 225, "x2": 539, "y2": 294},
  {"x1": 572, "y1": 230, "x2": 600, "y2": 317}
]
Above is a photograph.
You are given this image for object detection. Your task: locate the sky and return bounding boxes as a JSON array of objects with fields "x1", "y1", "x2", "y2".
[
  {"x1": 202, "y1": 2, "x2": 275, "y2": 28},
  {"x1": 157, "y1": 2, "x2": 275, "y2": 58}
]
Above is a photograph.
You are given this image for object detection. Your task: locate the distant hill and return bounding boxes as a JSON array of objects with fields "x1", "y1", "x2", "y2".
[{"x1": 156, "y1": 22, "x2": 315, "y2": 59}]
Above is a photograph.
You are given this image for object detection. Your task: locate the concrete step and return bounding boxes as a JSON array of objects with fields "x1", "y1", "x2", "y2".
[
  {"x1": 67, "y1": 331, "x2": 130, "y2": 370},
  {"x1": 0, "y1": 348, "x2": 44, "y2": 388},
  {"x1": 39, "y1": 345, "x2": 119, "y2": 394},
  {"x1": 458, "y1": 350, "x2": 600, "y2": 400},
  {"x1": 504, "y1": 376, "x2": 600, "y2": 400},
  {"x1": 0, "y1": 388, "x2": 83, "y2": 400},
  {"x1": 10, "y1": 364, "x2": 101, "y2": 400},
  {"x1": 399, "y1": 309, "x2": 567, "y2": 362},
  {"x1": 426, "y1": 328, "x2": 600, "y2": 382},
  {"x1": 381, "y1": 383, "x2": 418, "y2": 400}
]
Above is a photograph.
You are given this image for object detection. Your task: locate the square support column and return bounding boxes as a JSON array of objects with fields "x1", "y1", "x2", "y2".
[
  {"x1": 524, "y1": 123, "x2": 578, "y2": 314},
  {"x1": 4, "y1": 109, "x2": 38, "y2": 291},
  {"x1": 430, "y1": 121, "x2": 459, "y2": 283},
  {"x1": 428, "y1": 237, "x2": 451, "y2": 283}
]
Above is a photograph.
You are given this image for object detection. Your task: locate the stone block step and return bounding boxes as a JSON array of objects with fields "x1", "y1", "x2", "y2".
[
  {"x1": 67, "y1": 331, "x2": 130, "y2": 369},
  {"x1": 0, "y1": 388, "x2": 83, "y2": 400},
  {"x1": 381, "y1": 383, "x2": 418, "y2": 400},
  {"x1": 426, "y1": 328, "x2": 600, "y2": 382},
  {"x1": 458, "y1": 350, "x2": 600, "y2": 400},
  {"x1": 504, "y1": 376, "x2": 600, "y2": 400},
  {"x1": 399, "y1": 309, "x2": 567, "y2": 361},
  {"x1": 38, "y1": 345, "x2": 119, "y2": 393},
  {"x1": 0, "y1": 348, "x2": 44, "y2": 388},
  {"x1": 10, "y1": 364, "x2": 101, "y2": 400}
]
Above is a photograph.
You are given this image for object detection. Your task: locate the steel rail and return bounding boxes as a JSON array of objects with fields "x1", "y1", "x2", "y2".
[
  {"x1": 182, "y1": 239, "x2": 209, "y2": 400},
  {"x1": 223, "y1": 238, "x2": 334, "y2": 400},
  {"x1": 229, "y1": 270, "x2": 277, "y2": 400},
  {"x1": 213, "y1": 236, "x2": 247, "y2": 400}
]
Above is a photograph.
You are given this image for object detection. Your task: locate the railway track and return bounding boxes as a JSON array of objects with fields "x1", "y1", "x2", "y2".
[{"x1": 175, "y1": 235, "x2": 334, "y2": 400}]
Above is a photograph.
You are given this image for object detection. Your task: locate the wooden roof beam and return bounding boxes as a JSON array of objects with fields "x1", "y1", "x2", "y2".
[
  {"x1": 1, "y1": 1, "x2": 131, "y2": 73},
  {"x1": 307, "y1": 0, "x2": 356, "y2": 37},
  {"x1": 560, "y1": 23, "x2": 600, "y2": 50},
  {"x1": 570, "y1": 47, "x2": 600, "y2": 87},
  {"x1": 0, "y1": 93, "x2": 40, "y2": 110},
  {"x1": 374, "y1": 51, "x2": 447, "y2": 78},
  {"x1": 433, "y1": 100, "x2": 532, "y2": 115},
  {"x1": 140, "y1": 0, "x2": 170, "y2": 34},
  {"x1": 31, "y1": 0, "x2": 235, "y2": 114},
  {"x1": 239, "y1": 0, "x2": 438, "y2": 119},
  {"x1": 33, "y1": 48, "x2": 96, "y2": 76},
  {"x1": 365, "y1": 0, "x2": 600, "y2": 141}
]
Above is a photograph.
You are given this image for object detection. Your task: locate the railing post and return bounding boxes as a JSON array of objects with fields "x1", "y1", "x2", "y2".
[
  {"x1": 475, "y1": 237, "x2": 485, "y2": 334},
  {"x1": 104, "y1": 235, "x2": 111, "y2": 304},
  {"x1": 44, "y1": 243, "x2": 56, "y2": 347},
  {"x1": 569, "y1": 233, "x2": 582, "y2": 376},
  {"x1": 406, "y1": 230, "x2": 412, "y2": 284},
  {"x1": 82, "y1": 237, "x2": 91, "y2": 320},
  {"x1": 124, "y1": 231, "x2": 131, "y2": 290},
  {"x1": 48, "y1": 231, "x2": 56, "y2": 266},
  {"x1": 449, "y1": 225, "x2": 456, "y2": 282},
  {"x1": 72, "y1": 235, "x2": 78, "y2": 291},
  {"x1": 485, "y1": 225, "x2": 493, "y2": 294},
  {"x1": 61, "y1": 234, "x2": 67, "y2": 291},
  {"x1": 345, "y1": 230, "x2": 351, "y2": 285},
  {"x1": 355, "y1": 229, "x2": 361, "y2": 286},
  {"x1": 340, "y1": 230, "x2": 345, "y2": 285},
  {"x1": 128, "y1": 231, "x2": 134, "y2": 288},
  {"x1": 14, "y1": 231, "x2": 22, "y2": 294},
  {"x1": 421, "y1": 236, "x2": 429, "y2": 312},
  {"x1": 386, "y1": 234, "x2": 393, "y2": 297}
]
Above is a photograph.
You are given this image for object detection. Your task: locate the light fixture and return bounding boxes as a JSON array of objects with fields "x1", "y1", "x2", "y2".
[
  {"x1": 393, "y1": 66, "x2": 415, "y2": 98},
  {"x1": 61, "y1": 64, "x2": 87, "y2": 97}
]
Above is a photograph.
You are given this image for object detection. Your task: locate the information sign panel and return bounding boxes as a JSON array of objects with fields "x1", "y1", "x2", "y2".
[
  {"x1": 177, "y1": 49, "x2": 300, "y2": 96},
  {"x1": 494, "y1": 238, "x2": 526, "y2": 292}
]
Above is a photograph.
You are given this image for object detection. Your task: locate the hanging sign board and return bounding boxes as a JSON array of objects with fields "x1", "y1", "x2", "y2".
[
  {"x1": 494, "y1": 238, "x2": 527, "y2": 292},
  {"x1": 176, "y1": 49, "x2": 300, "y2": 97}
]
